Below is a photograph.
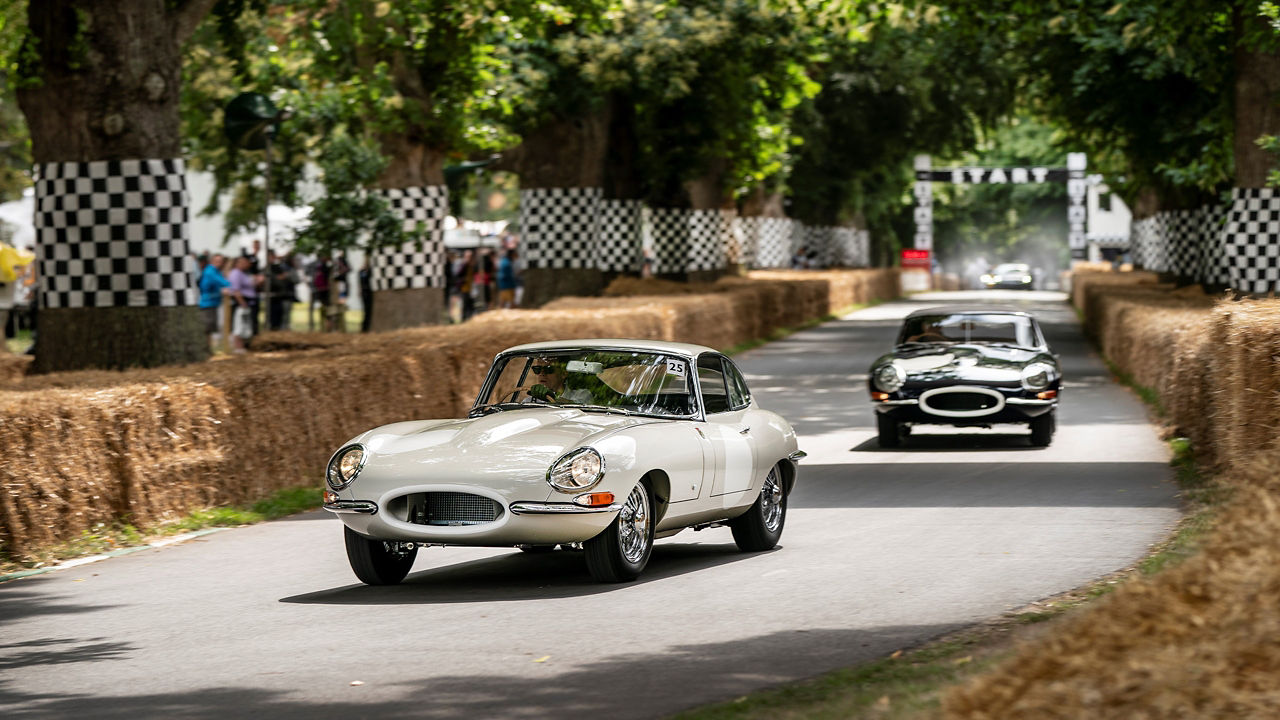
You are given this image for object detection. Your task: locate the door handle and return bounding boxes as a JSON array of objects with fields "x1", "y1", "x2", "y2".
[{"x1": 739, "y1": 427, "x2": 751, "y2": 435}]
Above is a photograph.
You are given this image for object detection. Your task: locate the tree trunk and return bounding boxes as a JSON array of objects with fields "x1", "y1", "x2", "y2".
[
  {"x1": 368, "y1": 135, "x2": 447, "y2": 330},
  {"x1": 1234, "y1": 11, "x2": 1280, "y2": 188},
  {"x1": 511, "y1": 106, "x2": 612, "y2": 307},
  {"x1": 17, "y1": 1, "x2": 217, "y2": 373}
]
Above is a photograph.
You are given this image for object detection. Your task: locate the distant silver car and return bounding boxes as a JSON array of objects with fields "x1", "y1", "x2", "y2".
[
  {"x1": 981, "y1": 263, "x2": 1034, "y2": 290},
  {"x1": 324, "y1": 339, "x2": 805, "y2": 585}
]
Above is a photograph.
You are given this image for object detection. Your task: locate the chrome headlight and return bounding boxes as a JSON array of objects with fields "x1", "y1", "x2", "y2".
[
  {"x1": 326, "y1": 444, "x2": 366, "y2": 491},
  {"x1": 1020, "y1": 363, "x2": 1055, "y2": 391},
  {"x1": 873, "y1": 363, "x2": 906, "y2": 393},
  {"x1": 548, "y1": 447, "x2": 605, "y2": 493}
]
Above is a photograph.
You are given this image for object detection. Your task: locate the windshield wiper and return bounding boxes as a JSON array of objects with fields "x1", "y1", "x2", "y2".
[
  {"x1": 558, "y1": 403, "x2": 634, "y2": 416},
  {"x1": 468, "y1": 402, "x2": 526, "y2": 417}
]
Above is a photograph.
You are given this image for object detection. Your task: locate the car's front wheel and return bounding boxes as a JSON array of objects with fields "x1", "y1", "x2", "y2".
[
  {"x1": 877, "y1": 413, "x2": 901, "y2": 448},
  {"x1": 730, "y1": 465, "x2": 786, "y2": 552},
  {"x1": 584, "y1": 481, "x2": 654, "y2": 582},
  {"x1": 1029, "y1": 410, "x2": 1056, "y2": 447},
  {"x1": 344, "y1": 526, "x2": 418, "y2": 585}
]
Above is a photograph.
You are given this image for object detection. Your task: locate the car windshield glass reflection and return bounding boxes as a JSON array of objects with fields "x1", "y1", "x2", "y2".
[
  {"x1": 476, "y1": 350, "x2": 695, "y2": 418},
  {"x1": 898, "y1": 314, "x2": 1036, "y2": 347}
]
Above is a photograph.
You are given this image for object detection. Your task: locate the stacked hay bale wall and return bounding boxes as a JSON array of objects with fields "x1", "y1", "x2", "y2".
[
  {"x1": 946, "y1": 271, "x2": 1280, "y2": 718},
  {"x1": 0, "y1": 269, "x2": 897, "y2": 559}
]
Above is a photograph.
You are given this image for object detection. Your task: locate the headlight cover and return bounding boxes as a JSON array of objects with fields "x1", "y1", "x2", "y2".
[
  {"x1": 548, "y1": 447, "x2": 605, "y2": 493},
  {"x1": 1020, "y1": 362, "x2": 1055, "y2": 391},
  {"x1": 326, "y1": 444, "x2": 367, "y2": 491},
  {"x1": 873, "y1": 363, "x2": 906, "y2": 393}
]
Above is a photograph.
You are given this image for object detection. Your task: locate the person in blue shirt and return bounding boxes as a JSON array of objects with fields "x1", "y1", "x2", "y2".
[
  {"x1": 496, "y1": 248, "x2": 518, "y2": 309},
  {"x1": 198, "y1": 253, "x2": 231, "y2": 349}
]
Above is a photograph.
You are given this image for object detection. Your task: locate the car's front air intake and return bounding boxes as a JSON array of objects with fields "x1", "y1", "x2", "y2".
[
  {"x1": 919, "y1": 387, "x2": 1006, "y2": 418},
  {"x1": 403, "y1": 492, "x2": 504, "y2": 526}
]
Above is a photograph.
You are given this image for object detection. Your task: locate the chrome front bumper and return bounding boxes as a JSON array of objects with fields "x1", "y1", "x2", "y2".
[
  {"x1": 509, "y1": 501, "x2": 622, "y2": 515},
  {"x1": 323, "y1": 500, "x2": 378, "y2": 514}
]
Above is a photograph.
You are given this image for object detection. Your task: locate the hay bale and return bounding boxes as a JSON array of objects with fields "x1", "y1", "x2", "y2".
[{"x1": 945, "y1": 285, "x2": 1280, "y2": 719}]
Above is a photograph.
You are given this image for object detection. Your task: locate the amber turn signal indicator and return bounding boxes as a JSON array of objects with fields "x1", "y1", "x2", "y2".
[
  {"x1": 1037, "y1": 390, "x2": 1058, "y2": 400},
  {"x1": 573, "y1": 492, "x2": 615, "y2": 507},
  {"x1": 323, "y1": 490, "x2": 339, "y2": 504},
  {"x1": 871, "y1": 392, "x2": 890, "y2": 401}
]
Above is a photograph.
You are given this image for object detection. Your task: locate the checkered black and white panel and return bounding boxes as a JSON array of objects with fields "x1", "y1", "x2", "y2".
[
  {"x1": 598, "y1": 199, "x2": 641, "y2": 273},
  {"x1": 1166, "y1": 209, "x2": 1201, "y2": 278},
  {"x1": 35, "y1": 158, "x2": 197, "y2": 309},
  {"x1": 719, "y1": 209, "x2": 743, "y2": 266},
  {"x1": 1150, "y1": 213, "x2": 1172, "y2": 272},
  {"x1": 688, "y1": 209, "x2": 726, "y2": 272},
  {"x1": 370, "y1": 186, "x2": 448, "y2": 291},
  {"x1": 734, "y1": 216, "x2": 759, "y2": 268},
  {"x1": 803, "y1": 226, "x2": 834, "y2": 268},
  {"x1": 520, "y1": 187, "x2": 602, "y2": 269},
  {"x1": 647, "y1": 207, "x2": 690, "y2": 275},
  {"x1": 1132, "y1": 216, "x2": 1164, "y2": 271},
  {"x1": 1223, "y1": 188, "x2": 1280, "y2": 293},
  {"x1": 1197, "y1": 204, "x2": 1230, "y2": 285},
  {"x1": 754, "y1": 217, "x2": 792, "y2": 268}
]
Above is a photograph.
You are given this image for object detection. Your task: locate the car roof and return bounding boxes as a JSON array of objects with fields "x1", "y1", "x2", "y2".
[
  {"x1": 904, "y1": 306, "x2": 1036, "y2": 319},
  {"x1": 500, "y1": 338, "x2": 717, "y2": 358}
]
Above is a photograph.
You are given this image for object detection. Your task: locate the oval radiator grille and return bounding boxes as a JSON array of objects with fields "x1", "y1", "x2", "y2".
[
  {"x1": 928, "y1": 392, "x2": 999, "y2": 412},
  {"x1": 410, "y1": 492, "x2": 503, "y2": 526}
]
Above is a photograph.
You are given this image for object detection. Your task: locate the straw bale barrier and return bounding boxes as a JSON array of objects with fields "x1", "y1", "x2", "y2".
[
  {"x1": 0, "y1": 269, "x2": 897, "y2": 558},
  {"x1": 945, "y1": 275, "x2": 1280, "y2": 718}
]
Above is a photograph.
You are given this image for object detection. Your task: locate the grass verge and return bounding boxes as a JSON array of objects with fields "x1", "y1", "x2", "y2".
[{"x1": 0, "y1": 485, "x2": 323, "y2": 577}]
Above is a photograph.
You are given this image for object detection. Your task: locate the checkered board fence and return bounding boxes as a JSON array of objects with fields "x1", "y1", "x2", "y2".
[
  {"x1": 1166, "y1": 209, "x2": 1201, "y2": 278},
  {"x1": 370, "y1": 186, "x2": 448, "y2": 291},
  {"x1": 753, "y1": 217, "x2": 794, "y2": 268},
  {"x1": 644, "y1": 208, "x2": 729, "y2": 274},
  {"x1": 520, "y1": 188, "x2": 602, "y2": 269},
  {"x1": 1223, "y1": 188, "x2": 1280, "y2": 294},
  {"x1": 803, "y1": 226, "x2": 835, "y2": 268},
  {"x1": 687, "y1": 210, "x2": 727, "y2": 272},
  {"x1": 1197, "y1": 204, "x2": 1231, "y2": 285},
  {"x1": 598, "y1": 199, "x2": 641, "y2": 272},
  {"x1": 1132, "y1": 215, "x2": 1171, "y2": 272},
  {"x1": 732, "y1": 216, "x2": 759, "y2": 267},
  {"x1": 34, "y1": 158, "x2": 197, "y2": 309}
]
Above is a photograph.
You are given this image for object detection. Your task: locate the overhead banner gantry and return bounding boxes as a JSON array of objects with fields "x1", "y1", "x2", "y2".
[{"x1": 913, "y1": 153, "x2": 1089, "y2": 259}]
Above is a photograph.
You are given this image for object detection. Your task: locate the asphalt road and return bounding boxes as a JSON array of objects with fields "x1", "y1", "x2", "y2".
[{"x1": 0, "y1": 290, "x2": 1181, "y2": 719}]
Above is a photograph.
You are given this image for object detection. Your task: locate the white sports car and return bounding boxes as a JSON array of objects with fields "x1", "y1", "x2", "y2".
[{"x1": 323, "y1": 339, "x2": 806, "y2": 584}]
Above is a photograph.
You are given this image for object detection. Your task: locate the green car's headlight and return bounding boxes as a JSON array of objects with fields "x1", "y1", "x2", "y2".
[
  {"x1": 326, "y1": 444, "x2": 366, "y2": 490},
  {"x1": 1020, "y1": 363, "x2": 1055, "y2": 391},
  {"x1": 547, "y1": 447, "x2": 605, "y2": 493},
  {"x1": 873, "y1": 363, "x2": 906, "y2": 393}
]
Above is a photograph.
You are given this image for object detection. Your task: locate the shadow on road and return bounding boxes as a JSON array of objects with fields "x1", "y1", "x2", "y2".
[
  {"x1": 0, "y1": 622, "x2": 959, "y2": 720},
  {"x1": 791, "y1": 462, "x2": 1180, "y2": 509},
  {"x1": 848, "y1": 433, "x2": 1045, "y2": 452},
  {"x1": 0, "y1": 589, "x2": 124, "y2": 628},
  {"x1": 280, "y1": 542, "x2": 761, "y2": 606}
]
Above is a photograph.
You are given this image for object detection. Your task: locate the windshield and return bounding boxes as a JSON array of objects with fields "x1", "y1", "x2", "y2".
[
  {"x1": 475, "y1": 349, "x2": 696, "y2": 418},
  {"x1": 897, "y1": 313, "x2": 1040, "y2": 347},
  {"x1": 992, "y1": 263, "x2": 1029, "y2": 275}
]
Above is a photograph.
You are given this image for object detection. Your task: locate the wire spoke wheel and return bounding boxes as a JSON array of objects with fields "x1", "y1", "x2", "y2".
[
  {"x1": 585, "y1": 480, "x2": 655, "y2": 582},
  {"x1": 760, "y1": 468, "x2": 784, "y2": 532},
  {"x1": 617, "y1": 484, "x2": 652, "y2": 564}
]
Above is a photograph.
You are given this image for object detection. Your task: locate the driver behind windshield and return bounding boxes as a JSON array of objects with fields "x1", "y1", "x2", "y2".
[{"x1": 527, "y1": 358, "x2": 594, "y2": 404}]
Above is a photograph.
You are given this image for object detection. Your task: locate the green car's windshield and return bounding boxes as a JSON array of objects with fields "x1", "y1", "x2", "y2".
[{"x1": 476, "y1": 350, "x2": 696, "y2": 418}]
